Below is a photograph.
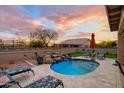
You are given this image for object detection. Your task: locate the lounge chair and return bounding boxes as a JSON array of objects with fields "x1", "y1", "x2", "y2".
[
  {"x1": 6, "y1": 66, "x2": 35, "y2": 76},
  {"x1": 24, "y1": 75, "x2": 64, "y2": 88},
  {"x1": 0, "y1": 70, "x2": 21, "y2": 88}
]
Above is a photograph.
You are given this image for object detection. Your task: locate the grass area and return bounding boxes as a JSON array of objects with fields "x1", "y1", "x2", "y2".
[
  {"x1": 68, "y1": 52, "x2": 117, "y2": 59},
  {"x1": 68, "y1": 52, "x2": 85, "y2": 57},
  {"x1": 105, "y1": 53, "x2": 117, "y2": 59}
]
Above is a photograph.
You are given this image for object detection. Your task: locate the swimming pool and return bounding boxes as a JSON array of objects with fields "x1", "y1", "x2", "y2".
[{"x1": 50, "y1": 59, "x2": 99, "y2": 76}]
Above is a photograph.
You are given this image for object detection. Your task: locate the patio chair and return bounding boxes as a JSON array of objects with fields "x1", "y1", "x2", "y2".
[
  {"x1": 24, "y1": 75, "x2": 64, "y2": 88},
  {"x1": 97, "y1": 51, "x2": 105, "y2": 60},
  {"x1": 84, "y1": 50, "x2": 92, "y2": 58},
  {"x1": 0, "y1": 70, "x2": 21, "y2": 88},
  {"x1": 6, "y1": 66, "x2": 35, "y2": 76}
]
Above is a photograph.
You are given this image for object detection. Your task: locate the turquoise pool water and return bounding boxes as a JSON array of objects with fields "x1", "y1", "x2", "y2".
[{"x1": 50, "y1": 59, "x2": 99, "y2": 76}]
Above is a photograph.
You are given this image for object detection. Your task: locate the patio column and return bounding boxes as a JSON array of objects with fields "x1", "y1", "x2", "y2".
[
  {"x1": 118, "y1": 33, "x2": 124, "y2": 65},
  {"x1": 118, "y1": 8, "x2": 124, "y2": 65},
  {"x1": 118, "y1": 8, "x2": 124, "y2": 86}
]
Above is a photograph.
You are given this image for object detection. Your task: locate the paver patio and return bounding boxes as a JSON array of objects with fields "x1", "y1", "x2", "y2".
[{"x1": 10, "y1": 57, "x2": 122, "y2": 88}]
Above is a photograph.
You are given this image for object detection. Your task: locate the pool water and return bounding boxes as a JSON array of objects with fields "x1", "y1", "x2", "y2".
[{"x1": 50, "y1": 59, "x2": 99, "y2": 76}]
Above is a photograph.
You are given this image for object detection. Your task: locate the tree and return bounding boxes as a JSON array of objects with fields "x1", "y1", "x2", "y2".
[
  {"x1": 33, "y1": 27, "x2": 58, "y2": 47},
  {"x1": 29, "y1": 40, "x2": 43, "y2": 47},
  {"x1": 96, "y1": 40, "x2": 117, "y2": 48}
]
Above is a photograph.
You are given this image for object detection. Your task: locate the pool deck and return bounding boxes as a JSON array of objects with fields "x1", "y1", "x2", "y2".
[{"x1": 10, "y1": 57, "x2": 122, "y2": 88}]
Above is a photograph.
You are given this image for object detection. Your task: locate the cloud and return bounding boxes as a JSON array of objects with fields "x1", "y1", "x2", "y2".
[
  {"x1": 0, "y1": 6, "x2": 39, "y2": 40},
  {"x1": 94, "y1": 31, "x2": 117, "y2": 43},
  {"x1": 0, "y1": 5, "x2": 116, "y2": 43},
  {"x1": 43, "y1": 6, "x2": 107, "y2": 34}
]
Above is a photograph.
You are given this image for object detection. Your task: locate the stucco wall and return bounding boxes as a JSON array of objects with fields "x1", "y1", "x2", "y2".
[
  {"x1": 94, "y1": 48, "x2": 117, "y2": 54},
  {"x1": 118, "y1": 8, "x2": 124, "y2": 87},
  {"x1": 118, "y1": 9, "x2": 124, "y2": 65},
  {"x1": 0, "y1": 48, "x2": 82, "y2": 63},
  {"x1": 0, "y1": 48, "x2": 117, "y2": 64}
]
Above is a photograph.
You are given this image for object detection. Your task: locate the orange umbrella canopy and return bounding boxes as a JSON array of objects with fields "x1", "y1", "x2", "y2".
[{"x1": 90, "y1": 33, "x2": 96, "y2": 49}]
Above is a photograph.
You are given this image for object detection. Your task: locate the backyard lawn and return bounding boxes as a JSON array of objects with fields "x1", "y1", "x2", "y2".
[
  {"x1": 105, "y1": 53, "x2": 117, "y2": 59},
  {"x1": 68, "y1": 52, "x2": 85, "y2": 57},
  {"x1": 69, "y1": 52, "x2": 117, "y2": 59}
]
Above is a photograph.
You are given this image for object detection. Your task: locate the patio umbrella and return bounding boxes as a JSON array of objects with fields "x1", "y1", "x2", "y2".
[{"x1": 90, "y1": 33, "x2": 96, "y2": 49}]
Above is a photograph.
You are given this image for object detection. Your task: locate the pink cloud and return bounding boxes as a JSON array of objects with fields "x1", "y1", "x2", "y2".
[
  {"x1": 0, "y1": 5, "x2": 114, "y2": 43},
  {"x1": 0, "y1": 6, "x2": 38, "y2": 39},
  {"x1": 43, "y1": 5, "x2": 107, "y2": 35}
]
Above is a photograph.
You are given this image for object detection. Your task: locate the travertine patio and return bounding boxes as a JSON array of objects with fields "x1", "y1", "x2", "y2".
[{"x1": 10, "y1": 57, "x2": 122, "y2": 88}]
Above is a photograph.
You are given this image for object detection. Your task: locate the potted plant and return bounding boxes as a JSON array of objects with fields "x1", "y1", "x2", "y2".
[{"x1": 119, "y1": 30, "x2": 124, "y2": 36}]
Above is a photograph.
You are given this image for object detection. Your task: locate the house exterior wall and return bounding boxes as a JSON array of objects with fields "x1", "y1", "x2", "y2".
[
  {"x1": 118, "y1": 8, "x2": 124, "y2": 65},
  {"x1": 118, "y1": 8, "x2": 124, "y2": 87}
]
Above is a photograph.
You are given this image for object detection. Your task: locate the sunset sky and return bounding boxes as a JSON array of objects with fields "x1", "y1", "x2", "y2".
[{"x1": 0, "y1": 5, "x2": 117, "y2": 43}]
